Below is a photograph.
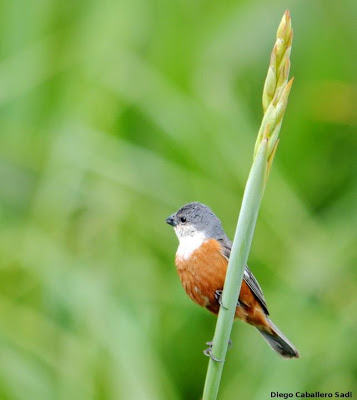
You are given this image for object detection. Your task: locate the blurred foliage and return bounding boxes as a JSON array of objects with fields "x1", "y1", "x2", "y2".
[{"x1": 0, "y1": 0, "x2": 356, "y2": 399}]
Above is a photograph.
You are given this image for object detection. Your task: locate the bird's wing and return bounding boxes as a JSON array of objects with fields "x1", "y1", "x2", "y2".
[{"x1": 219, "y1": 239, "x2": 269, "y2": 315}]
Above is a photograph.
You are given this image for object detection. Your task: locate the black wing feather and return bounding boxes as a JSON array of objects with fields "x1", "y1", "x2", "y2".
[{"x1": 219, "y1": 239, "x2": 269, "y2": 315}]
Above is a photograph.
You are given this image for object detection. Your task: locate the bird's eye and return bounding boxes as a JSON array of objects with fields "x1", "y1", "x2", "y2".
[{"x1": 180, "y1": 217, "x2": 187, "y2": 223}]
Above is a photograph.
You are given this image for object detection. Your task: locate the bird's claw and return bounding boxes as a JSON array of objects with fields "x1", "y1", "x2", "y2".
[
  {"x1": 214, "y1": 289, "x2": 241, "y2": 309},
  {"x1": 203, "y1": 339, "x2": 233, "y2": 362},
  {"x1": 214, "y1": 289, "x2": 228, "y2": 310},
  {"x1": 203, "y1": 345, "x2": 224, "y2": 362}
]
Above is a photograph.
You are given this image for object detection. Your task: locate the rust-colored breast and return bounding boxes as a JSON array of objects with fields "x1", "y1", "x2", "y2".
[
  {"x1": 175, "y1": 239, "x2": 270, "y2": 329},
  {"x1": 175, "y1": 239, "x2": 227, "y2": 311}
]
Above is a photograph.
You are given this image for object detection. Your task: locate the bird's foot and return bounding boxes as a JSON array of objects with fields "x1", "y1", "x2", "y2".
[
  {"x1": 214, "y1": 290, "x2": 241, "y2": 309},
  {"x1": 214, "y1": 289, "x2": 228, "y2": 310},
  {"x1": 203, "y1": 343, "x2": 224, "y2": 362},
  {"x1": 203, "y1": 339, "x2": 233, "y2": 362}
]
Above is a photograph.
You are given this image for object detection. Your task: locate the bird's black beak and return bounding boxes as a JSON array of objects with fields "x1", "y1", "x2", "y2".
[{"x1": 165, "y1": 215, "x2": 176, "y2": 227}]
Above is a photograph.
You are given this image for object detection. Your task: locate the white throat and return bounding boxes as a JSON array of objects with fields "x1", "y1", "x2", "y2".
[{"x1": 175, "y1": 227, "x2": 206, "y2": 260}]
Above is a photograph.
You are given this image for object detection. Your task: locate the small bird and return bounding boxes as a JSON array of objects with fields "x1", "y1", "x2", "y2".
[{"x1": 166, "y1": 202, "x2": 299, "y2": 359}]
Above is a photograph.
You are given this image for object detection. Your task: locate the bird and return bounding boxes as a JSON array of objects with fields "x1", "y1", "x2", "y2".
[{"x1": 165, "y1": 202, "x2": 299, "y2": 359}]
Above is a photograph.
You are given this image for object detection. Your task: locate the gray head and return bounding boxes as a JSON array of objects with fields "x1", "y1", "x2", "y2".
[{"x1": 165, "y1": 202, "x2": 226, "y2": 241}]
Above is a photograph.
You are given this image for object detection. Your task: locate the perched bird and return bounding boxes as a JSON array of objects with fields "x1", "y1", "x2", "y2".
[{"x1": 166, "y1": 202, "x2": 299, "y2": 359}]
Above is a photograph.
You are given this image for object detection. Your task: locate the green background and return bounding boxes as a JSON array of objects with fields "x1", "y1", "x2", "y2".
[{"x1": 0, "y1": 0, "x2": 356, "y2": 399}]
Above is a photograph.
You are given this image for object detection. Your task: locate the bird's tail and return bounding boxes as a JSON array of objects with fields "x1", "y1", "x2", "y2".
[{"x1": 257, "y1": 318, "x2": 299, "y2": 359}]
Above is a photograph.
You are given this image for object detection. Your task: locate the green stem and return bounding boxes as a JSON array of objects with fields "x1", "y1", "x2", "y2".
[
  {"x1": 202, "y1": 139, "x2": 268, "y2": 400},
  {"x1": 202, "y1": 11, "x2": 293, "y2": 399}
]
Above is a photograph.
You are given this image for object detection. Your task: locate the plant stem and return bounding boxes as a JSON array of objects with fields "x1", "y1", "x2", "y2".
[
  {"x1": 202, "y1": 139, "x2": 268, "y2": 400},
  {"x1": 202, "y1": 10, "x2": 293, "y2": 400}
]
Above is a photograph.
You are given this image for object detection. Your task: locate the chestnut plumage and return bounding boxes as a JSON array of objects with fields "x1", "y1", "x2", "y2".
[{"x1": 166, "y1": 202, "x2": 299, "y2": 359}]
